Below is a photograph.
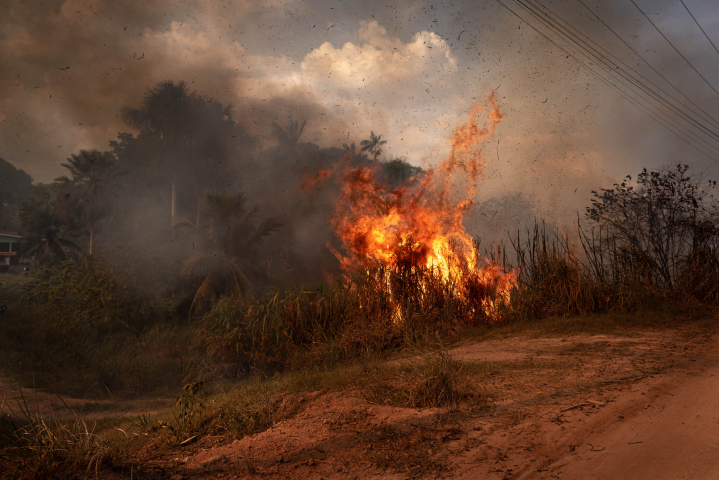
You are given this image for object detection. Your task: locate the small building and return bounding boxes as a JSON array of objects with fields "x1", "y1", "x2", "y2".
[{"x1": 0, "y1": 233, "x2": 22, "y2": 273}]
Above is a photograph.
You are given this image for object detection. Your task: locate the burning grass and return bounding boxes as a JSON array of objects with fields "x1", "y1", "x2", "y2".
[{"x1": 199, "y1": 248, "x2": 517, "y2": 378}]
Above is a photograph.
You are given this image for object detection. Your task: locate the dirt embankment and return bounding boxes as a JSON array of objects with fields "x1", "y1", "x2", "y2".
[
  {"x1": 11, "y1": 322, "x2": 716, "y2": 480},
  {"x1": 115, "y1": 320, "x2": 718, "y2": 480}
]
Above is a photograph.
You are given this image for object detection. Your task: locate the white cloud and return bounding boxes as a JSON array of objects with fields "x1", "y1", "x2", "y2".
[{"x1": 270, "y1": 20, "x2": 462, "y2": 162}]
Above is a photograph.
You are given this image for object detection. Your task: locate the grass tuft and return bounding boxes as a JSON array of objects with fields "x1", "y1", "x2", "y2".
[{"x1": 0, "y1": 393, "x2": 117, "y2": 479}]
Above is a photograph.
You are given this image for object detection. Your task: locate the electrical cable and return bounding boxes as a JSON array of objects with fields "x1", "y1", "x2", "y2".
[
  {"x1": 680, "y1": 0, "x2": 719, "y2": 57},
  {"x1": 494, "y1": 0, "x2": 719, "y2": 162},
  {"x1": 511, "y1": 0, "x2": 719, "y2": 156},
  {"x1": 524, "y1": 0, "x2": 719, "y2": 148},
  {"x1": 629, "y1": 0, "x2": 719, "y2": 99},
  {"x1": 576, "y1": 0, "x2": 719, "y2": 130}
]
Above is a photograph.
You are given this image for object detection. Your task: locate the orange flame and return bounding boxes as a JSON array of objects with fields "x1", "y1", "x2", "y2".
[{"x1": 314, "y1": 92, "x2": 516, "y2": 320}]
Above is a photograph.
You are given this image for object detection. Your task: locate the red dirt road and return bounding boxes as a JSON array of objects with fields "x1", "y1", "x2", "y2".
[{"x1": 514, "y1": 338, "x2": 719, "y2": 479}]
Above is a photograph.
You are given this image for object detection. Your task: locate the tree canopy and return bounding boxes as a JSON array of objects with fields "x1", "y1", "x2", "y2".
[
  {"x1": 0, "y1": 157, "x2": 34, "y2": 230},
  {"x1": 55, "y1": 150, "x2": 123, "y2": 254}
]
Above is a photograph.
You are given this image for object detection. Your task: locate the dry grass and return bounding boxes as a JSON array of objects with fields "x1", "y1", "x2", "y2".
[
  {"x1": 0, "y1": 393, "x2": 117, "y2": 479},
  {"x1": 365, "y1": 352, "x2": 478, "y2": 409}
]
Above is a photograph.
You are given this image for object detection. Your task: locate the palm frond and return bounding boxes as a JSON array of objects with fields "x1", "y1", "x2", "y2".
[
  {"x1": 120, "y1": 107, "x2": 149, "y2": 131},
  {"x1": 182, "y1": 255, "x2": 225, "y2": 279},
  {"x1": 244, "y1": 217, "x2": 283, "y2": 251},
  {"x1": 189, "y1": 271, "x2": 225, "y2": 317},
  {"x1": 189, "y1": 264, "x2": 254, "y2": 317},
  {"x1": 23, "y1": 244, "x2": 41, "y2": 258},
  {"x1": 230, "y1": 268, "x2": 254, "y2": 299},
  {"x1": 46, "y1": 241, "x2": 67, "y2": 262},
  {"x1": 55, "y1": 238, "x2": 83, "y2": 253}
]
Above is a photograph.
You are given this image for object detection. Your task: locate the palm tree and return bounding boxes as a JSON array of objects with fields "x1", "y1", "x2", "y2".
[
  {"x1": 360, "y1": 131, "x2": 387, "y2": 161},
  {"x1": 55, "y1": 150, "x2": 122, "y2": 255},
  {"x1": 17, "y1": 184, "x2": 81, "y2": 267},
  {"x1": 121, "y1": 81, "x2": 250, "y2": 227},
  {"x1": 181, "y1": 191, "x2": 282, "y2": 317},
  {"x1": 20, "y1": 226, "x2": 82, "y2": 268},
  {"x1": 271, "y1": 115, "x2": 306, "y2": 151},
  {"x1": 122, "y1": 81, "x2": 190, "y2": 225}
]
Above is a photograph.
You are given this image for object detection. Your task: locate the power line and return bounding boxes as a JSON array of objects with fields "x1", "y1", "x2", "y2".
[
  {"x1": 523, "y1": 0, "x2": 719, "y2": 157},
  {"x1": 509, "y1": 0, "x2": 719, "y2": 156},
  {"x1": 576, "y1": 0, "x2": 719, "y2": 130},
  {"x1": 680, "y1": 0, "x2": 719, "y2": 57},
  {"x1": 629, "y1": 0, "x2": 719, "y2": 99},
  {"x1": 527, "y1": 0, "x2": 719, "y2": 148},
  {"x1": 495, "y1": 0, "x2": 719, "y2": 160},
  {"x1": 494, "y1": 0, "x2": 719, "y2": 161}
]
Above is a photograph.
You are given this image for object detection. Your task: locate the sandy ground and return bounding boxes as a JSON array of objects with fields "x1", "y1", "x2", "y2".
[{"x1": 9, "y1": 322, "x2": 717, "y2": 479}]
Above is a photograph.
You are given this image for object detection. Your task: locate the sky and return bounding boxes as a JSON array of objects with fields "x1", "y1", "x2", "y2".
[{"x1": 2, "y1": 0, "x2": 719, "y2": 225}]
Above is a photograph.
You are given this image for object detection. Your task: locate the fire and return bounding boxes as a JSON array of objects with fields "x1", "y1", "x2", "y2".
[{"x1": 310, "y1": 92, "x2": 516, "y2": 321}]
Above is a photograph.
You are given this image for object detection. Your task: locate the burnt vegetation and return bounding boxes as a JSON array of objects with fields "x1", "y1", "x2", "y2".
[{"x1": 1, "y1": 80, "x2": 719, "y2": 477}]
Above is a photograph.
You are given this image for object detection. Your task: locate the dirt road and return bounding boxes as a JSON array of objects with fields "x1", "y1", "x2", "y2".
[{"x1": 512, "y1": 334, "x2": 719, "y2": 479}]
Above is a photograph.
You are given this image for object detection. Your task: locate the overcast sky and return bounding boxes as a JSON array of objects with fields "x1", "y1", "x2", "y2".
[{"x1": 2, "y1": 0, "x2": 719, "y2": 223}]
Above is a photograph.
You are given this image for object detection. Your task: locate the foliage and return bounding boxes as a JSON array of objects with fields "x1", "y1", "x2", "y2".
[
  {"x1": 20, "y1": 227, "x2": 82, "y2": 267},
  {"x1": 55, "y1": 150, "x2": 123, "y2": 253},
  {"x1": 16, "y1": 184, "x2": 81, "y2": 266},
  {"x1": 17, "y1": 184, "x2": 59, "y2": 236},
  {"x1": 181, "y1": 191, "x2": 282, "y2": 316},
  {"x1": 367, "y1": 352, "x2": 475, "y2": 409},
  {"x1": 360, "y1": 130, "x2": 387, "y2": 161},
  {"x1": 119, "y1": 80, "x2": 253, "y2": 197},
  {"x1": 382, "y1": 157, "x2": 423, "y2": 187},
  {"x1": 271, "y1": 115, "x2": 306, "y2": 150},
  {"x1": 586, "y1": 165, "x2": 719, "y2": 287},
  {"x1": 0, "y1": 157, "x2": 33, "y2": 230},
  {"x1": 0, "y1": 261, "x2": 194, "y2": 397},
  {"x1": 26, "y1": 261, "x2": 122, "y2": 326},
  {"x1": 0, "y1": 395, "x2": 116, "y2": 479},
  {"x1": 199, "y1": 244, "x2": 512, "y2": 377}
]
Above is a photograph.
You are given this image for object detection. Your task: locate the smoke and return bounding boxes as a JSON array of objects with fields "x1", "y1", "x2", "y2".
[{"x1": 3, "y1": 0, "x2": 719, "y2": 289}]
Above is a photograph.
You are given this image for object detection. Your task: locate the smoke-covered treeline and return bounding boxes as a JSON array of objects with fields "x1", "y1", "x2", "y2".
[{"x1": 4, "y1": 80, "x2": 432, "y2": 297}]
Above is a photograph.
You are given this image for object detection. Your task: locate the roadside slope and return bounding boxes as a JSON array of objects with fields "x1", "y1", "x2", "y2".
[{"x1": 135, "y1": 321, "x2": 717, "y2": 480}]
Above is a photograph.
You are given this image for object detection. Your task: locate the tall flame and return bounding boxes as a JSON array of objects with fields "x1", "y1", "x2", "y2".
[{"x1": 307, "y1": 92, "x2": 516, "y2": 319}]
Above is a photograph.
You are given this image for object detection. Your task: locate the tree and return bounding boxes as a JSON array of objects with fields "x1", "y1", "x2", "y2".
[
  {"x1": 586, "y1": 164, "x2": 719, "y2": 286},
  {"x1": 21, "y1": 226, "x2": 83, "y2": 268},
  {"x1": 382, "y1": 157, "x2": 423, "y2": 187},
  {"x1": 342, "y1": 142, "x2": 369, "y2": 163},
  {"x1": 55, "y1": 150, "x2": 122, "y2": 255},
  {"x1": 180, "y1": 191, "x2": 282, "y2": 317},
  {"x1": 120, "y1": 81, "x2": 254, "y2": 227},
  {"x1": 0, "y1": 158, "x2": 34, "y2": 230},
  {"x1": 18, "y1": 185, "x2": 82, "y2": 267},
  {"x1": 360, "y1": 131, "x2": 387, "y2": 161},
  {"x1": 271, "y1": 115, "x2": 306, "y2": 151}
]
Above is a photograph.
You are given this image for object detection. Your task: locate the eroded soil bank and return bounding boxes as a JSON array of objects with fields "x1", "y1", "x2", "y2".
[
  {"x1": 108, "y1": 319, "x2": 719, "y2": 480},
  {"x1": 0, "y1": 321, "x2": 719, "y2": 480}
]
